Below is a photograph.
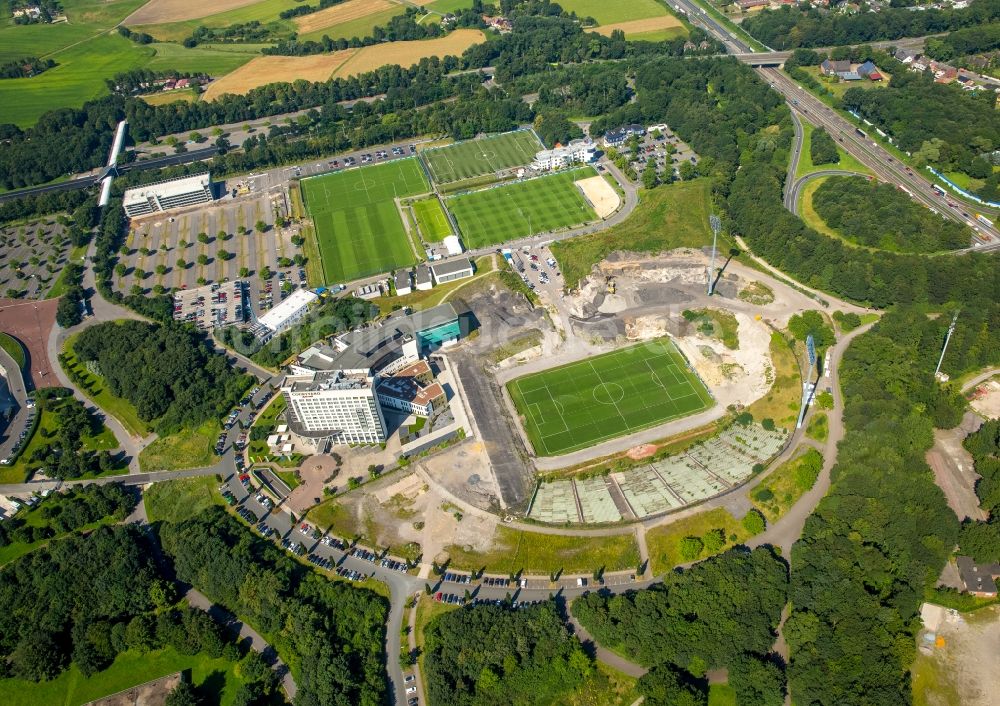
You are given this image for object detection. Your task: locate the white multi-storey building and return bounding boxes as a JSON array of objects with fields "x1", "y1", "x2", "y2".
[
  {"x1": 254, "y1": 288, "x2": 318, "y2": 341},
  {"x1": 282, "y1": 370, "x2": 386, "y2": 444},
  {"x1": 531, "y1": 139, "x2": 595, "y2": 171}
]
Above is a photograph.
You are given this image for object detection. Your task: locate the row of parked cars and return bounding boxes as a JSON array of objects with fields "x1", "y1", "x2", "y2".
[{"x1": 0, "y1": 404, "x2": 36, "y2": 465}]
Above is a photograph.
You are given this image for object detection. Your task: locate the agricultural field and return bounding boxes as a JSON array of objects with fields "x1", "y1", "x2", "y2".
[
  {"x1": 594, "y1": 16, "x2": 686, "y2": 41},
  {"x1": 302, "y1": 158, "x2": 430, "y2": 283},
  {"x1": 202, "y1": 29, "x2": 485, "y2": 99},
  {"x1": 446, "y1": 167, "x2": 598, "y2": 249},
  {"x1": 127, "y1": 0, "x2": 304, "y2": 42},
  {"x1": 507, "y1": 338, "x2": 714, "y2": 456},
  {"x1": 421, "y1": 129, "x2": 542, "y2": 184},
  {"x1": 411, "y1": 197, "x2": 453, "y2": 242},
  {"x1": 556, "y1": 0, "x2": 667, "y2": 25},
  {"x1": 295, "y1": 0, "x2": 404, "y2": 39}
]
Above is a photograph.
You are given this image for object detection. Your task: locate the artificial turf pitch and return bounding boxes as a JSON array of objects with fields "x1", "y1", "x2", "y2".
[
  {"x1": 421, "y1": 130, "x2": 542, "y2": 184},
  {"x1": 301, "y1": 158, "x2": 429, "y2": 283},
  {"x1": 446, "y1": 167, "x2": 598, "y2": 249},
  {"x1": 412, "y1": 196, "x2": 453, "y2": 242},
  {"x1": 507, "y1": 339, "x2": 714, "y2": 456}
]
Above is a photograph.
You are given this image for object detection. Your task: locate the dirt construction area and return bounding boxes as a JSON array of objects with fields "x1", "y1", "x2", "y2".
[
  {"x1": 914, "y1": 605, "x2": 1000, "y2": 706},
  {"x1": 124, "y1": 0, "x2": 261, "y2": 25},
  {"x1": 575, "y1": 175, "x2": 621, "y2": 219}
]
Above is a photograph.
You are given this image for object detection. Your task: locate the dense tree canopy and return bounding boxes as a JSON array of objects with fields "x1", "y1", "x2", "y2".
[
  {"x1": 957, "y1": 419, "x2": 1000, "y2": 561},
  {"x1": 812, "y1": 176, "x2": 970, "y2": 252},
  {"x1": 160, "y1": 508, "x2": 388, "y2": 706},
  {"x1": 808, "y1": 127, "x2": 838, "y2": 167},
  {"x1": 741, "y1": 0, "x2": 1000, "y2": 49},
  {"x1": 423, "y1": 602, "x2": 592, "y2": 705},
  {"x1": 73, "y1": 320, "x2": 251, "y2": 434}
]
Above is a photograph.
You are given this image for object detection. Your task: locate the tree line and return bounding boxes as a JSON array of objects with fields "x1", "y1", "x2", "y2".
[
  {"x1": 0, "y1": 483, "x2": 135, "y2": 549},
  {"x1": 159, "y1": 507, "x2": 389, "y2": 706},
  {"x1": 0, "y1": 56, "x2": 56, "y2": 79},
  {"x1": 925, "y1": 21, "x2": 1000, "y2": 61},
  {"x1": 741, "y1": 0, "x2": 1000, "y2": 49},
  {"x1": 72, "y1": 320, "x2": 251, "y2": 435},
  {"x1": 573, "y1": 547, "x2": 788, "y2": 705},
  {"x1": 956, "y1": 419, "x2": 1000, "y2": 562},
  {"x1": 423, "y1": 601, "x2": 593, "y2": 705},
  {"x1": 811, "y1": 175, "x2": 970, "y2": 252}
]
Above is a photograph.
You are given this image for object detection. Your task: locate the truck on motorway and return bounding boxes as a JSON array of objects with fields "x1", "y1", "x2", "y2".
[
  {"x1": 855, "y1": 128, "x2": 867, "y2": 138},
  {"x1": 932, "y1": 184, "x2": 946, "y2": 197},
  {"x1": 976, "y1": 213, "x2": 994, "y2": 227}
]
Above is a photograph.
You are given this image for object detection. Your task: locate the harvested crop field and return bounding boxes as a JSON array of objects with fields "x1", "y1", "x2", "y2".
[
  {"x1": 595, "y1": 16, "x2": 685, "y2": 37},
  {"x1": 337, "y1": 29, "x2": 486, "y2": 77},
  {"x1": 202, "y1": 50, "x2": 356, "y2": 100},
  {"x1": 575, "y1": 175, "x2": 621, "y2": 218},
  {"x1": 294, "y1": 0, "x2": 395, "y2": 35},
  {"x1": 124, "y1": 0, "x2": 261, "y2": 25}
]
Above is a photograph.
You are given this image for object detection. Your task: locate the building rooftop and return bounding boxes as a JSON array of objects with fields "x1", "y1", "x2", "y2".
[
  {"x1": 394, "y1": 269, "x2": 411, "y2": 290},
  {"x1": 957, "y1": 555, "x2": 1000, "y2": 595},
  {"x1": 257, "y1": 288, "x2": 318, "y2": 332},
  {"x1": 415, "y1": 264, "x2": 432, "y2": 284},
  {"x1": 122, "y1": 173, "x2": 210, "y2": 205},
  {"x1": 377, "y1": 376, "x2": 445, "y2": 409},
  {"x1": 430, "y1": 258, "x2": 473, "y2": 278},
  {"x1": 286, "y1": 369, "x2": 373, "y2": 393}
]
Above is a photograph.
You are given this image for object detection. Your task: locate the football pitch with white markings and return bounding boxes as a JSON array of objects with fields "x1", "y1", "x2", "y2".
[
  {"x1": 507, "y1": 339, "x2": 714, "y2": 456},
  {"x1": 421, "y1": 129, "x2": 542, "y2": 183}
]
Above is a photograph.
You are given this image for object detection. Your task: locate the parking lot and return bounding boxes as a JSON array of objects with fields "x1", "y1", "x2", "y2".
[
  {"x1": 0, "y1": 220, "x2": 82, "y2": 299},
  {"x1": 120, "y1": 192, "x2": 308, "y2": 319},
  {"x1": 508, "y1": 242, "x2": 565, "y2": 300},
  {"x1": 629, "y1": 126, "x2": 698, "y2": 180}
]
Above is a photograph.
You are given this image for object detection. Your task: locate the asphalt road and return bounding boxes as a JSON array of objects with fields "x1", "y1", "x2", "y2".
[
  {"x1": 0, "y1": 347, "x2": 30, "y2": 462},
  {"x1": 786, "y1": 168, "x2": 870, "y2": 214}
]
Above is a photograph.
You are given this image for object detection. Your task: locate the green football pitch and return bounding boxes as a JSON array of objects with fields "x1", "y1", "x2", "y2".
[
  {"x1": 446, "y1": 167, "x2": 598, "y2": 249},
  {"x1": 507, "y1": 339, "x2": 714, "y2": 456},
  {"x1": 422, "y1": 130, "x2": 542, "y2": 184},
  {"x1": 412, "y1": 196, "x2": 453, "y2": 242},
  {"x1": 301, "y1": 158, "x2": 430, "y2": 283}
]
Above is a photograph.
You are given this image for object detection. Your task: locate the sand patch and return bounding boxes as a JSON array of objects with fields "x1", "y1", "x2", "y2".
[
  {"x1": 576, "y1": 175, "x2": 621, "y2": 218},
  {"x1": 124, "y1": 0, "x2": 261, "y2": 25},
  {"x1": 295, "y1": 0, "x2": 395, "y2": 35},
  {"x1": 626, "y1": 443, "x2": 657, "y2": 460},
  {"x1": 336, "y1": 29, "x2": 486, "y2": 77},
  {"x1": 202, "y1": 50, "x2": 356, "y2": 101},
  {"x1": 594, "y1": 16, "x2": 684, "y2": 37}
]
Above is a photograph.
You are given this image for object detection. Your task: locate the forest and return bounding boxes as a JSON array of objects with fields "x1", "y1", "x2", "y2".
[
  {"x1": 423, "y1": 602, "x2": 592, "y2": 705},
  {"x1": 72, "y1": 320, "x2": 251, "y2": 434},
  {"x1": 572, "y1": 548, "x2": 788, "y2": 704},
  {"x1": 741, "y1": 0, "x2": 1000, "y2": 49},
  {"x1": 956, "y1": 419, "x2": 1000, "y2": 562},
  {"x1": 0, "y1": 483, "x2": 135, "y2": 549},
  {"x1": 925, "y1": 21, "x2": 1000, "y2": 60},
  {"x1": 811, "y1": 175, "x2": 970, "y2": 252},
  {"x1": 159, "y1": 507, "x2": 389, "y2": 706},
  {"x1": 808, "y1": 127, "x2": 838, "y2": 166}
]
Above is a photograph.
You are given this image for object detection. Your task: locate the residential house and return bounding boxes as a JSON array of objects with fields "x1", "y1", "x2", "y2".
[
  {"x1": 957, "y1": 556, "x2": 1000, "y2": 598},
  {"x1": 820, "y1": 59, "x2": 851, "y2": 77},
  {"x1": 894, "y1": 48, "x2": 918, "y2": 64}
]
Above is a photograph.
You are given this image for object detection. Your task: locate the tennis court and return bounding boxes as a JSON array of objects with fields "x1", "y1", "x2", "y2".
[
  {"x1": 422, "y1": 130, "x2": 542, "y2": 184},
  {"x1": 301, "y1": 158, "x2": 429, "y2": 283},
  {"x1": 446, "y1": 167, "x2": 598, "y2": 249},
  {"x1": 507, "y1": 339, "x2": 714, "y2": 456}
]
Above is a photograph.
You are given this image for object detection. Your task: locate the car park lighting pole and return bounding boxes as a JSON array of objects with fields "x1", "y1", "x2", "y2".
[{"x1": 707, "y1": 214, "x2": 721, "y2": 295}]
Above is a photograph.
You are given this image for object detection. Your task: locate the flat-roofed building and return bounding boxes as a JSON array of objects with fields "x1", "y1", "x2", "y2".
[
  {"x1": 377, "y1": 360, "x2": 446, "y2": 416},
  {"x1": 255, "y1": 288, "x2": 317, "y2": 341},
  {"x1": 531, "y1": 139, "x2": 595, "y2": 170},
  {"x1": 430, "y1": 258, "x2": 474, "y2": 285},
  {"x1": 282, "y1": 370, "x2": 386, "y2": 444},
  {"x1": 123, "y1": 173, "x2": 213, "y2": 218}
]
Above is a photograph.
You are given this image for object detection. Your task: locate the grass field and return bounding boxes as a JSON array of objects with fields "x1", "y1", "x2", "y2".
[
  {"x1": 551, "y1": 178, "x2": 715, "y2": 288},
  {"x1": 447, "y1": 167, "x2": 598, "y2": 249},
  {"x1": 299, "y1": 4, "x2": 404, "y2": 42},
  {"x1": 594, "y1": 16, "x2": 686, "y2": 40},
  {"x1": 411, "y1": 196, "x2": 453, "y2": 242},
  {"x1": 0, "y1": 646, "x2": 245, "y2": 706},
  {"x1": 144, "y1": 476, "x2": 225, "y2": 524},
  {"x1": 0, "y1": 332, "x2": 26, "y2": 368},
  {"x1": 556, "y1": 0, "x2": 667, "y2": 24},
  {"x1": 508, "y1": 338, "x2": 714, "y2": 456},
  {"x1": 302, "y1": 157, "x2": 429, "y2": 283},
  {"x1": 645, "y1": 507, "x2": 748, "y2": 573},
  {"x1": 138, "y1": 419, "x2": 221, "y2": 472},
  {"x1": 749, "y1": 446, "x2": 822, "y2": 523},
  {"x1": 745, "y1": 332, "x2": 802, "y2": 430},
  {"x1": 444, "y1": 525, "x2": 640, "y2": 574},
  {"x1": 421, "y1": 130, "x2": 542, "y2": 184}
]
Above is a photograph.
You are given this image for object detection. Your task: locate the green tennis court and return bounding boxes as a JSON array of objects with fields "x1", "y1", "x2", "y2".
[
  {"x1": 507, "y1": 339, "x2": 714, "y2": 456},
  {"x1": 301, "y1": 158, "x2": 429, "y2": 283}
]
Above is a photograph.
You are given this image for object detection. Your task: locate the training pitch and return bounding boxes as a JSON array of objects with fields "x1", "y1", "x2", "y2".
[
  {"x1": 446, "y1": 167, "x2": 598, "y2": 249},
  {"x1": 507, "y1": 339, "x2": 714, "y2": 456},
  {"x1": 412, "y1": 196, "x2": 453, "y2": 242},
  {"x1": 422, "y1": 130, "x2": 542, "y2": 184},
  {"x1": 301, "y1": 158, "x2": 429, "y2": 283}
]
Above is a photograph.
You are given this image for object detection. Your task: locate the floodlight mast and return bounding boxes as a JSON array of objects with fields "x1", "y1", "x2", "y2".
[
  {"x1": 934, "y1": 310, "x2": 960, "y2": 378},
  {"x1": 707, "y1": 214, "x2": 721, "y2": 295}
]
